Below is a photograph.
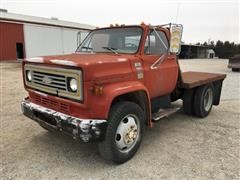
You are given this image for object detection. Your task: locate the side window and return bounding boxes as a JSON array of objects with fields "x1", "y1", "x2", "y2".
[{"x1": 144, "y1": 30, "x2": 169, "y2": 55}]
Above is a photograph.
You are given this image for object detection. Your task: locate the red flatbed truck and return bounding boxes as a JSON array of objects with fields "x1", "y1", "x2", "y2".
[{"x1": 21, "y1": 23, "x2": 226, "y2": 163}]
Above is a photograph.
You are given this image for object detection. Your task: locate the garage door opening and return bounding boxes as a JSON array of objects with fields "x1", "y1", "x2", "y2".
[{"x1": 16, "y1": 43, "x2": 24, "y2": 59}]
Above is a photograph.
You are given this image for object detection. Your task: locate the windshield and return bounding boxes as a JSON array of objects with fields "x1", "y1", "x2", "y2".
[{"x1": 76, "y1": 27, "x2": 143, "y2": 54}]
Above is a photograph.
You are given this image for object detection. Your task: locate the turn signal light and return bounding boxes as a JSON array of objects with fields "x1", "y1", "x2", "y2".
[{"x1": 92, "y1": 85, "x2": 103, "y2": 95}]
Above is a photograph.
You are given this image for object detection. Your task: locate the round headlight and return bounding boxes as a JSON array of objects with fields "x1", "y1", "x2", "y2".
[
  {"x1": 69, "y1": 78, "x2": 77, "y2": 92},
  {"x1": 26, "y1": 70, "x2": 32, "y2": 81}
]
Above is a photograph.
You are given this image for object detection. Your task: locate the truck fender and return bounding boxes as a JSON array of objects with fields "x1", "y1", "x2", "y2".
[{"x1": 96, "y1": 81, "x2": 152, "y2": 127}]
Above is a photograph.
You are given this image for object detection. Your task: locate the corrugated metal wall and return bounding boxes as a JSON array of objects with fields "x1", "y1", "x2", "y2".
[
  {"x1": 0, "y1": 22, "x2": 24, "y2": 60},
  {"x1": 23, "y1": 24, "x2": 88, "y2": 58}
]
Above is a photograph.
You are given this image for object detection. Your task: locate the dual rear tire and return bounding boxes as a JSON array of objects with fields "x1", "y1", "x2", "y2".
[{"x1": 183, "y1": 84, "x2": 214, "y2": 118}]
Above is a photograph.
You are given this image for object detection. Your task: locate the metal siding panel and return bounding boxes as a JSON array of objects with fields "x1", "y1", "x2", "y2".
[
  {"x1": 0, "y1": 22, "x2": 24, "y2": 60},
  {"x1": 62, "y1": 30, "x2": 89, "y2": 54},
  {"x1": 62, "y1": 29, "x2": 78, "y2": 54},
  {"x1": 24, "y1": 24, "x2": 62, "y2": 58}
]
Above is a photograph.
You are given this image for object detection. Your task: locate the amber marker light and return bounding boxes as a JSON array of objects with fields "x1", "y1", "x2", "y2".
[{"x1": 92, "y1": 85, "x2": 104, "y2": 95}]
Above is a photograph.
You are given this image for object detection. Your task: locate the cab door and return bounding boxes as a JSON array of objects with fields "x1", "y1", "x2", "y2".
[{"x1": 142, "y1": 29, "x2": 178, "y2": 98}]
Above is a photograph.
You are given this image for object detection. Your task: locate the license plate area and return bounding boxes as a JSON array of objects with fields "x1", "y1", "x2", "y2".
[{"x1": 33, "y1": 110, "x2": 57, "y2": 126}]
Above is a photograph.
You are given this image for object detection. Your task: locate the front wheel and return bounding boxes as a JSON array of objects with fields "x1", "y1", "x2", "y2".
[{"x1": 98, "y1": 101, "x2": 145, "y2": 164}]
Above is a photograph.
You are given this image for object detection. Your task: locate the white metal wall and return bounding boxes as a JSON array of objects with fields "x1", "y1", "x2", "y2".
[{"x1": 24, "y1": 24, "x2": 89, "y2": 58}]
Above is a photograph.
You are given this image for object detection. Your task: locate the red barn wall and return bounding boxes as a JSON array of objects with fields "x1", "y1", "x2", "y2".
[{"x1": 0, "y1": 22, "x2": 24, "y2": 60}]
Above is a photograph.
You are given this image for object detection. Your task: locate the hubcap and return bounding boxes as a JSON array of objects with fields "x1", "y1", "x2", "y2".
[
  {"x1": 203, "y1": 88, "x2": 213, "y2": 111},
  {"x1": 115, "y1": 114, "x2": 140, "y2": 152}
]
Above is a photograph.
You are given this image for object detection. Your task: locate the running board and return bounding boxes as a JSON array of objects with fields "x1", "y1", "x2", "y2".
[{"x1": 152, "y1": 107, "x2": 181, "y2": 121}]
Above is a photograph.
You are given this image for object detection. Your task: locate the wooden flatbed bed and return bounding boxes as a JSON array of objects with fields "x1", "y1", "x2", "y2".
[{"x1": 180, "y1": 71, "x2": 226, "y2": 89}]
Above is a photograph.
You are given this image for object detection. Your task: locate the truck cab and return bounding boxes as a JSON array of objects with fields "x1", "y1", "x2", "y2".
[{"x1": 21, "y1": 23, "x2": 226, "y2": 163}]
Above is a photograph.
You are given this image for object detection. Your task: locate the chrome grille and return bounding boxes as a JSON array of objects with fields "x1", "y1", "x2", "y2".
[
  {"x1": 24, "y1": 64, "x2": 83, "y2": 101},
  {"x1": 32, "y1": 71, "x2": 67, "y2": 90}
]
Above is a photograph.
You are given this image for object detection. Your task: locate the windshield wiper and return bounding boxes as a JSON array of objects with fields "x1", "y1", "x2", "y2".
[
  {"x1": 81, "y1": 46, "x2": 93, "y2": 51},
  {"x1": 102, "y1": 47, "x2": 119, "y2": 54}
]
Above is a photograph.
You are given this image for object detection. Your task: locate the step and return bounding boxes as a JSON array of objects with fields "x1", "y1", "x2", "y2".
[{"x1": 152, "y1": 107, "x2": 181, "y2": 121}]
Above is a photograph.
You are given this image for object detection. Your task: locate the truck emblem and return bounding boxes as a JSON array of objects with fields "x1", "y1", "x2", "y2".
[
  {"x1": 134, "y1": 62, "x2": 142, "y2": 68},
  {"x1": 42, "y1": 76, "x2": 52, "y2": 84},
  {"x1": 134, "y1": 62, "x2": 144, "y2": 79}
]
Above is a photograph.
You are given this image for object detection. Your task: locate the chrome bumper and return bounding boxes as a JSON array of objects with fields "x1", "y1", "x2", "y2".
[{"x1": 21, "y1": 99, "x2": 107, "y2": 142}]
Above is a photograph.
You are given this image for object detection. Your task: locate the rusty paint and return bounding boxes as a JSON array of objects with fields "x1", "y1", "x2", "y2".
[
  {"x1": 21, "y1": 99, "x2": 107, "y2": 142},
  {"x1": 180, "y1": 71, "x2": 226, "y2": 88}
]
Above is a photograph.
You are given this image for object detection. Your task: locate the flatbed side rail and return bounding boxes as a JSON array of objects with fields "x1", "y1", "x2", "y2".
[
  {"x1": 179, "y1": 71, "x2": 226, "y2": 89},
  {"x1": 179, "y1": 71, "x2": 226, "y2": 106}
]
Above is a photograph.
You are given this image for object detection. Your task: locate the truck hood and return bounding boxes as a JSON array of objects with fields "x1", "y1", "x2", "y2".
[
  {"x1": 24, "y1": 53, "x2": 137, "y2": 82},
  {"x1": 24, "y1": 53, "x2": 131, "y2": 66}
]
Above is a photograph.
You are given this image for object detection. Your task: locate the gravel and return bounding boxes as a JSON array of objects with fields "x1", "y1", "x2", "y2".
[{"x1": 0, "y1": 59, "x2": 239, "y2": 179}]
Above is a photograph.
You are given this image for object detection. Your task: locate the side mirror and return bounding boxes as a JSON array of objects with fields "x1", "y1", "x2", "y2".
[{"x1": 170, "y1": 24, "x2": 183, "y2": 55}]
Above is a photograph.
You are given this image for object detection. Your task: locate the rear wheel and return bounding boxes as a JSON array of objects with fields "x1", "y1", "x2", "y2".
[
  {"x1": 183, "y1": 89, "x2": 194, "y2": 115},
  {"x1": 193, "y1": 84, "x2": 214, "y2": 118},
  {"x1": 98, "y1": 101, "x2": 144, "y2": 164}
]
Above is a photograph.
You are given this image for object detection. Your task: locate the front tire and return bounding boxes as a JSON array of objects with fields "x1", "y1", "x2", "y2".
[
  {"x1": 193, "y1": 84, "x2": 214, "y2": 118},
  {"x1": 98, "y1": 101, "x2": 145, "y2": 164}
]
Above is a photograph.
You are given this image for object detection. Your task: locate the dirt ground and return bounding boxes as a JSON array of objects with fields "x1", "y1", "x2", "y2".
[{"x1": 0, "y1": 59, "x2": 239, "y2": 179}]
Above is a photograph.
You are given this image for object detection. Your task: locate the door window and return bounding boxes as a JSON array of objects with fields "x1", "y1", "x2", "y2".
[{"x1": 144, "y1": 30, "x2": 169, "y2": 55}]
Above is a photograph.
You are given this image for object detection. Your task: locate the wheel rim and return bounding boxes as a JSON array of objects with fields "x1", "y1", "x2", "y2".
[
  {"x1": 203, "y1": 88, "x2": 213, "y2": 111},
  {"x1": 115, "y1": 114, "x2": 140, "y2": 153}
]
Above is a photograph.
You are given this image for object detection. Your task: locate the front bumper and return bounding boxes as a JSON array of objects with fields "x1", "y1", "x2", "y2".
[{"x1": 21, "y1": 99, "x2": 107, "y2": 142}]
